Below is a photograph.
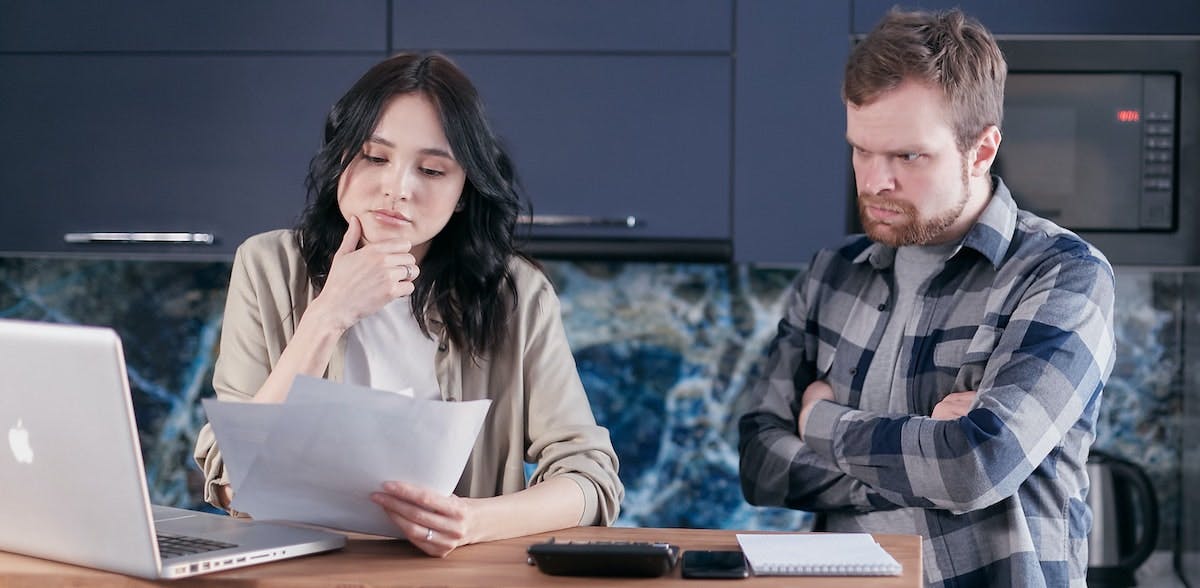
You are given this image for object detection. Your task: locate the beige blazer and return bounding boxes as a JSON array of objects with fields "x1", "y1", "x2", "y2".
[{"x1": 193, "y1": 230, "x2": 623, "y2": 526}]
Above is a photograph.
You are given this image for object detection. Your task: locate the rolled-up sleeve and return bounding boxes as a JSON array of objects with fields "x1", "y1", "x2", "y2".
[{"x1": 522, "y1": 283, "x2": 624, "y2": 526}]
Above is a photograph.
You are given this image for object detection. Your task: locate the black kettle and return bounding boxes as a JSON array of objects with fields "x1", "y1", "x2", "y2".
[{"x1": 1086, "y1": 449, "x2": 1160, "y2": 588}]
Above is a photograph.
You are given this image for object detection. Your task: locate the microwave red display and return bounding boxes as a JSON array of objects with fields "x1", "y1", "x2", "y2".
[{"x1": 1117, "y1": 109, "x2": 1140, "y2": 122}]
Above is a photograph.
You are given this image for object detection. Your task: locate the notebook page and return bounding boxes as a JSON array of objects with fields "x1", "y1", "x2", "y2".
[{"x1": 735, "y1": 533, "x2": 902, "y2": 576}]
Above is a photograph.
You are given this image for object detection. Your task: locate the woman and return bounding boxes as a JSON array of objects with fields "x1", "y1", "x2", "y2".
[{"x1": 193, "y1": 53, "x2": 623, "y2": 557}]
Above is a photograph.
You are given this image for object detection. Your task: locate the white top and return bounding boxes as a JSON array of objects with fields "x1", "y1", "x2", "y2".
[{"x1": 343, "y1": 298, "x2": 441, "y2": 400}]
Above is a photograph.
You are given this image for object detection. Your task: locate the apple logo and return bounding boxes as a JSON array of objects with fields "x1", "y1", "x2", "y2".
[{"x1": 8, "y1": 419, "x2": 33, "y2": 464}]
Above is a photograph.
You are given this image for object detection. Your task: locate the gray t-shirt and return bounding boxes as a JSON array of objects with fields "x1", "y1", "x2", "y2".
[
  {"x1": 859, "y1": 241, "x2": 958, "y2": 414},
  {"x1": 828, "y1": 240, "x2": 958, "y2": 536}
]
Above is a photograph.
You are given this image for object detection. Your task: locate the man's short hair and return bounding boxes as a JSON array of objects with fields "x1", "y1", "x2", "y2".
[{"x1": 843, "y1": 8, "x2": 1007, "y2": 153}]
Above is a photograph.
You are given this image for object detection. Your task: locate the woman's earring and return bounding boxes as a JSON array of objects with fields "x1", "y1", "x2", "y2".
[{"x1": 455, "y1": 200, "x2": 465, "y2": 212}]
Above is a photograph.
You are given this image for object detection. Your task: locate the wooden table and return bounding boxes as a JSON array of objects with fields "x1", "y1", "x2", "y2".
[{"x1": 0, "y1": 526, "x2": 922, "y2": 587}]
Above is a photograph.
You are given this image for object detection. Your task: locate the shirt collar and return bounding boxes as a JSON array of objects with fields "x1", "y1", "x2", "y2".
[{"x1": 852, "y1": 176, "x2": 1017, "y2": 270}]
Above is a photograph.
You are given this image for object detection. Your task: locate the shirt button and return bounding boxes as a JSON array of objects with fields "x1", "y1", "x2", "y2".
[
  {"x1": 877, "y1": 303, "x2": 887, "y2": 311},
  {"x1": 849, "y1": 367, "x2": 857, "y2": 375}
]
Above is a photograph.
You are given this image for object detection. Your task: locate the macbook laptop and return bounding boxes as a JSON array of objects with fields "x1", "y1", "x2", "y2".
[{"x1": 0, "y1": 318, "x2": 346, "y2": 579}]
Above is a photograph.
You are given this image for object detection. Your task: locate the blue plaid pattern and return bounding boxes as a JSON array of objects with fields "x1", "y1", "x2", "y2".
[{"x1": 738, "y1": 178, "x2": 1115, "y2": 587}]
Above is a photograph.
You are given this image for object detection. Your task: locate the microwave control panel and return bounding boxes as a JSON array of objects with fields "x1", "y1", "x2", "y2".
[{"x1": 1140, "y1": 74, "x2": 1178, "y2": 229}]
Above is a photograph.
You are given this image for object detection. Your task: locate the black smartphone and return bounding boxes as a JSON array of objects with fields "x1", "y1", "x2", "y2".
[{"x1": 681, "y1": 549, "x2": 749, "y2": 579}]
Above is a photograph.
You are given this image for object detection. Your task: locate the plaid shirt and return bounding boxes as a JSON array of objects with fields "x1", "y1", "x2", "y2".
[{"x1": 738, "y1": 178, "x2": 1115, "y2": 587}]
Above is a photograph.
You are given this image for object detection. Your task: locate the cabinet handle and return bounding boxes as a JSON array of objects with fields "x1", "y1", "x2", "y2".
[
  {"x1": 520, "y1": 215, "x2": 640, "y2": 228},
  {"x1": 63, "y1": 232, "x2": 215, "y2": 244}
]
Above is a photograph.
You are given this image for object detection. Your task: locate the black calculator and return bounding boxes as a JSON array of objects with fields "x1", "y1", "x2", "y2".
[{"x1": 526, "y1": 539, "x2": 681, "y2": 577}]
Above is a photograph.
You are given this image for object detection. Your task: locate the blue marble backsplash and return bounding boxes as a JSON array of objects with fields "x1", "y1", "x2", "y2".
[{"x1": 0, "y1": 257, "x2": 1184, "y2": 546}]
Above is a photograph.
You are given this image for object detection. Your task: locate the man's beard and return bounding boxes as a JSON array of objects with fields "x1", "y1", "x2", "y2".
[{"x1": 857, "y1": 159, "x2": 970, "y2": 247}]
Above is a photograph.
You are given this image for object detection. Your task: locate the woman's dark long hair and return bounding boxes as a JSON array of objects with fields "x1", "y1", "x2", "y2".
[{"x1": 296, "y1": 53, "x2": 524, "y2": 359}]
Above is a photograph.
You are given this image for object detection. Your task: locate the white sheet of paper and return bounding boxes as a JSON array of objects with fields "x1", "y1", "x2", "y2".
[
  {"x1": 199, "y1": 399, "x2": 279, "y2": 489},
  {"x1": 203, "y1": 375, "x2": 491, "y2": 537}
]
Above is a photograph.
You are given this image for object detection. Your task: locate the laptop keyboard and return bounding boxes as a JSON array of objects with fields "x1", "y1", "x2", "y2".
[{"x1": 157, "y1": 532, "x2": 237, "y2": 559}]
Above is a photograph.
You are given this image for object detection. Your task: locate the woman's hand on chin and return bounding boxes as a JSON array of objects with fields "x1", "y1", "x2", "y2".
[{"x1": 315, "y1": 215, "x2": 418, "y2": 331}]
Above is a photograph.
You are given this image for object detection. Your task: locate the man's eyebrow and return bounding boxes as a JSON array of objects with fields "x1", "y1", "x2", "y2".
[
  {"x1": 846, "y1": 139, "x2": 927, "y2": 154},
  {"x1": 846, "y1": 137, "x2": 876, "y2": 152}
]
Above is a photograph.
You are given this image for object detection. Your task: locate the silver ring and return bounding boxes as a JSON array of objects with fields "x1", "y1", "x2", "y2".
[
  {"x1": 425, "y1": 527, "x2": 435, "y2": 541},
  {"x1": 401, "y1": 265, "x2": 412, "y2": 281}
]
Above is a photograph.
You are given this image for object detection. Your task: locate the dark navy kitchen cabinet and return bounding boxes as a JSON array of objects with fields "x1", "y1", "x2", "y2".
[
  {"x1": 0, "y1": 0, "x2": 387, "y2": 52},
  {"x1": 853, "y1": 0, "x2": 1200, "y2": 34},
  {"x1": 734, "y1": 0, "x2": 851, "y2": 265},
  {"x1": 391, "y1": 0, "x2": 732, "y2": 52},
  {"x1": 391, "y1": 1, "x2": 735, "y2": 258},
  {"x1": 452, "y1": 55, "x2": 731, "y2": 244},
  {"x1": 0, "y1": 55, "x2": 379, "y2": 258},
  {"x1": 0, "y1": 1, "x2": 385, "y2": 258}
]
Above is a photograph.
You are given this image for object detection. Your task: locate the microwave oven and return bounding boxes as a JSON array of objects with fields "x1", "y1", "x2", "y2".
[{"x1": 993, "y1": 37, "x2": 1199, "y2": 265}]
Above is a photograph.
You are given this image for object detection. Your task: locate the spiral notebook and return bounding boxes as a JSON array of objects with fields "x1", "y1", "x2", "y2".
[{"x1": 735, "y1": 533, "x2": 902, "y2": 576}]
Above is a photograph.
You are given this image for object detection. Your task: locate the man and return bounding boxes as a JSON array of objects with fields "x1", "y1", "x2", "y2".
[{"x1": 737, "y1": 8, "x2": 1115, "y2": 588}]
